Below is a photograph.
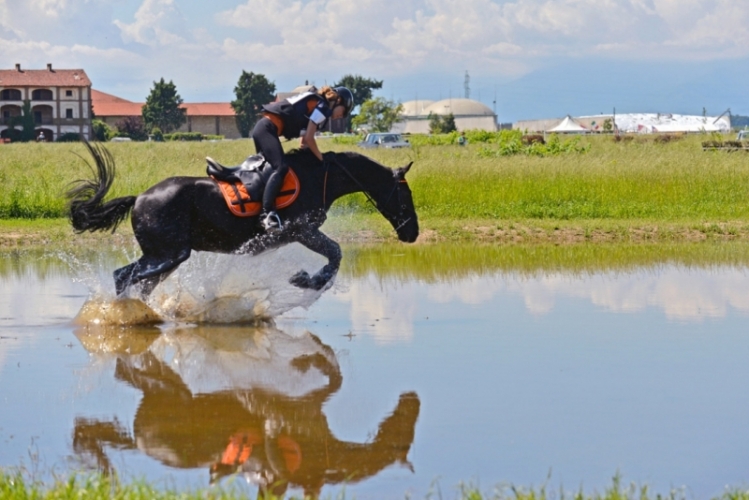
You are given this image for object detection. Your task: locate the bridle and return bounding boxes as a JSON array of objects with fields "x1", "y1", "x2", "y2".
[{"x1": 323, "y1": 156, "x2": 413, "y2": 232}]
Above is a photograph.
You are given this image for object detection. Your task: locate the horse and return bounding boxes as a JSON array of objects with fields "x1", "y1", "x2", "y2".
[
  {"x1": 73, "y1": 324, "x2": 420, "y2": 497},
  {"x1": 67, "y1": 142, "x2": 418, "y2": 299}
]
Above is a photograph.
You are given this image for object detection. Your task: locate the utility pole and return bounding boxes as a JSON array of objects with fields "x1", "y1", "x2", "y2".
[
  {"x1": 464, "y1": 71, "x2": 470, "y2": 99},
  {"x1": 493, "y1": 86, "x2": 498, "y2": 128}
]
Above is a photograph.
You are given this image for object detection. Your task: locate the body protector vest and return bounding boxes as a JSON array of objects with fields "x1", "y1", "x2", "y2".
[{"x1": 262, "y1": 92, "x2": 332, "y2": 140}]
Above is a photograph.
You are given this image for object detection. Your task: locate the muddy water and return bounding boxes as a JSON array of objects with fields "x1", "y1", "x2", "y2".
[{"x1": 2, "y1": 243, "x2": 749, "y2": 499}]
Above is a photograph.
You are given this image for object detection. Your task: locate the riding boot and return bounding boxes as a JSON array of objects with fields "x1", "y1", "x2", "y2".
[
  {"x1": 261, "y1": 211, "x2": 282, "y2": 232},
  {"x1": 261, "y1": 161, "x2": 287, "y2": 233}
]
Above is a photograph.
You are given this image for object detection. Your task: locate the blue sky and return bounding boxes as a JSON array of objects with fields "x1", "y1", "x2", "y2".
[{"x1": 1, "y1": 0, "x2": 748, "y2": 122}]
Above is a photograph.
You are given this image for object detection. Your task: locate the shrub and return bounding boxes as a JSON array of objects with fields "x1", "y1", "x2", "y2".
[
  {"x1": 150, "y1": 127, "x2": 164, "y2": 142},
  {"x1": 162, "y1": 132, "x2": 223, "y2": 141},
  {"x1": 92, "y1": 119, "x2": 115, "y2": 142},
  {"x1": 331, "y1": 134, "x2": 364, "y2": 145},
  {"x1": 164, "y1": 132, "x2": 203, "y2": 141},
  {"x1": 522, "y1": 134, "x2": 545, "y2": 145},
  {"x1": 477, "y1": 131, "x2": 589, "y2": 157},
  {"x1": 55, "y1": 132, "x2": 82, "y2": 142},
  {"x1": 115, "y1": 116, "x2": 148, "y2": 141},
  {"x1": 653, "y1": 134, "x2": 683, "y2": 144}
]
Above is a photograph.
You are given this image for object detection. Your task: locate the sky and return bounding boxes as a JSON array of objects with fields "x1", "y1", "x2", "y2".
[{"x1": 1, "y1": 0, "x2": 748, "y2": 122}]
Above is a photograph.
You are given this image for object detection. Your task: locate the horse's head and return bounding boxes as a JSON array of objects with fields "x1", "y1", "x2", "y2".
[{"x1": 377, "y1": 162, "x2": 419, "y2": 243}]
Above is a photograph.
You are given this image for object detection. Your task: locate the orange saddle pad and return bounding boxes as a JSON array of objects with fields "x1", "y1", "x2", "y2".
[{"x1": 213, "y1": 168, "x2": 300, "y2": 217}]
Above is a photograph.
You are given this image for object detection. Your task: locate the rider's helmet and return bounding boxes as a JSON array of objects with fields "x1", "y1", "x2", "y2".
[{"x1": 333, "y1": 87, "x2": 354, "y2": 117}]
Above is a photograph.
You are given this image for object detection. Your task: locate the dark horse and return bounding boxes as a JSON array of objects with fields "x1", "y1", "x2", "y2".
[{"x1": 67, "y1": 142, "x2": 418, "y2": 298}]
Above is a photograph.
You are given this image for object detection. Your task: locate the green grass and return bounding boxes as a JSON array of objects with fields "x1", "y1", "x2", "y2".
[
  {"x1": 2, "y1": 471, "x2": 748, "y2": 500},
  {"x1": 339, "y1": 240, "x2": 749, "y2": 281},
  {"x1": 3, "y1": 240, "x2": 749, "y2": 284},
  {"x1": 2, "y1": 135, "x2": 749, "y2": 222}
]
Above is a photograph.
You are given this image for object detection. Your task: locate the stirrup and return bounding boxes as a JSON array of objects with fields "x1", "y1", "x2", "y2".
[{"x1": 261, "y1": 211, "x2": 283, "y2": 232}]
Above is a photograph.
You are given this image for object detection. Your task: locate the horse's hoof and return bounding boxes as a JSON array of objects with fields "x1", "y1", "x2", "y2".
[{"x1": 290, "y1": 270, "x2": 312, "y2": 288}]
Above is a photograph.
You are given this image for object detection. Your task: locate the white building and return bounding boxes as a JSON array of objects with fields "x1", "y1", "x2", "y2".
[
  {"x1": 516, "y1": 113, "x2": 732, "y2": 134},
  {"x1": 393, "y1": 98, "x2": 497, "y2": 133},
  {"x1": 0, "y1": 63, "x2": 92, "y2": 141}
]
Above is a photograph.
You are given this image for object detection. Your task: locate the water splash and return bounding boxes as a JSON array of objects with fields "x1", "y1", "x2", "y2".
[{"x1": 66, "y1": 242, "x2": 333, "y2": 325}]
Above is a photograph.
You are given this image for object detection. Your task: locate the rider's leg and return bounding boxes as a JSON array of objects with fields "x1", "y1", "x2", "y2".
[{"x1": 252, "y1": 118, "x2": 287, "y2": 231}]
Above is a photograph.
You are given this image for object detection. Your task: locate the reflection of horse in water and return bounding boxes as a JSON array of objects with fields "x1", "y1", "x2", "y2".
[
  {"x1": 73, "y1": 326, "x2": 420, "y2": 498},
  {"x1": 66, "y1": 142, "x2": 418, "y2": 299}
]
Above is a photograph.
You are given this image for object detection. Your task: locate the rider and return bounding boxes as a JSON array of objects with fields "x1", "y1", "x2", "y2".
[{"x1": 254, "y1": 85, "x2": 354, "y2": 232}]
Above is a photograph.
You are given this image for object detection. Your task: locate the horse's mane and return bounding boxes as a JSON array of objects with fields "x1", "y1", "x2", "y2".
[{"x1": 285, "y1": 148, "x2": 394, "y2": 173}]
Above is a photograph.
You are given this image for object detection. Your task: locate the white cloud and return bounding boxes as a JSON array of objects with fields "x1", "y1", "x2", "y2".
[
  {"x1": 1, "y1": 0, "x2": 748, "y2": 103},
  {"x1": 210, "y1": 0, "x2": 749, "y2": 82},
  {"x1": 428, "y1": 268, "x2": 749, "y2": 321},
  {"x1": 28, "y1": 0, "x2": 69, "y2": 18},
  {"x1": 332, "y1": 274, "x2": 418, "y2": 344},
  {"x1": 113, "y1": 0, "x2": 186, "y2": 46}
]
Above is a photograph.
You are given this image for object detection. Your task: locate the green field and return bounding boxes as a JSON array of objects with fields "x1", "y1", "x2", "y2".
[{"x1": 1, "y1": 134, "x2": 748, "y2": 244}]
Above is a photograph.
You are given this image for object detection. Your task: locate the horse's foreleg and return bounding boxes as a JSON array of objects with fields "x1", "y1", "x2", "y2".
[
  {"x1": 114, "y1": 262, "x2": 138, "y2": 296},
  {"x1": 113, "y1": 249, "x2": 191, "y2": 299},
  {"x1": 290, "y1": 229, "x2": 341, "y2": 291}
]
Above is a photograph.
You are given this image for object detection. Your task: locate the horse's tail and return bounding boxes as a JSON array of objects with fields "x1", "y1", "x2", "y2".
[{"x1": 66, "y1": 141, "x2": 136, "y2": 233}]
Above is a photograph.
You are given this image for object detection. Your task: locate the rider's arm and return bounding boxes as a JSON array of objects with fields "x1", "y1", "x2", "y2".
[{"x1": 301, "y1": 121, "x2": 323, "y2": 161}]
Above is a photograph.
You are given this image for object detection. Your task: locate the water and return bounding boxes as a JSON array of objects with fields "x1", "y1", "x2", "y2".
[{"x1": 2, "y1": 243, "x2": 749, "y2": 499}]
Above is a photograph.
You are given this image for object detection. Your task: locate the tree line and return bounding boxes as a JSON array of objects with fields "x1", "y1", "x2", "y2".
[
  {"x1": 93, "y1": 72, "x2": 407, "y2": 142},
  {"x1": 4, "y1": 70, "x2": 449, "y2": 143}
]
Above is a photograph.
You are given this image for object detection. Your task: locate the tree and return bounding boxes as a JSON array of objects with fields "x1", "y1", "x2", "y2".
[
  {"x1": 115, "y1": 116, "x2": 148, "y2": 141},
  {"x1": 332, "y1": 75, "x2": 383, "y2": 111},
  {"x1": 4, "y1": 100, "x2": 36, "y2": 142},
  {"x1": 351, "y1": 98, "x2": 403, "y2": 133},
  {"x1": 142, "y1": 78, "x2": 186, "y2": 134},
  {"x1": 231, "y1": 71, "x2": 276, "y2": 138},
  {"x1": 428, "y1": 113, "x2": 457, "y2": 134}
]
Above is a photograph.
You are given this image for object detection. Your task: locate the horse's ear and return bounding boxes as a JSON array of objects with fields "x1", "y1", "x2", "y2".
[{"x1": 396, "y1": 162, "x2": 414, "y2": 179}]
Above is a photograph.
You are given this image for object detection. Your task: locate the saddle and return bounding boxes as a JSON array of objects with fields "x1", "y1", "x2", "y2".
[{"x1": 207, "y1": 154, "x2": 300, "y2": 217}]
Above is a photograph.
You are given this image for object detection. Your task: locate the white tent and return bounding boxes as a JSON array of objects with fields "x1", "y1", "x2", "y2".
[
  {"x1": 613, "y1": 113, "x2": 730, "y2": 134},
  {"x1": 548, "y1": 115, "x2": 587, "y2": 133}
]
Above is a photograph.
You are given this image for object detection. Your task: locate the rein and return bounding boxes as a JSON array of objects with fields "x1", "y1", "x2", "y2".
[{"x1": 323, "y1": 156, "x2": 412, "y2": 231}]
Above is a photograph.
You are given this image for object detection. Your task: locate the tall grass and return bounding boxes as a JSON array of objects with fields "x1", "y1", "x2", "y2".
[
  {"x1": 2, "y1": 470, "x2": 748, "y2": 500},
  {"x1": 1, "y1": 135, "x2": 748, "y2": 221},
  {"x1": 0, "y1": 141, "x2": 254, "y2": 219}
]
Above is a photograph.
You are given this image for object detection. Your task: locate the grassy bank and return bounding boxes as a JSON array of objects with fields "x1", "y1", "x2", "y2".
[
  {"x1": 1, "y1": 135, "x2": 748, "y2": 245},
  {"x1": 1, "y1": 471, "x2": 747, "y2": 500}
]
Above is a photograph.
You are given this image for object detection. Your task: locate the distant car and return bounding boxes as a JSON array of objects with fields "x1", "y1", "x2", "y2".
[
  {"x1": 357, "y1": 133, "x2": 410, "y2": 149},
  {"x1": 738, "y1": 130, "x2": 749, "y2": 141}
]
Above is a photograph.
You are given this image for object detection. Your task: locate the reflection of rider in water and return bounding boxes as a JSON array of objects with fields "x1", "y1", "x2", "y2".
[
  {"x1": 255, "y1": 86, "x2": 354, "y2": 232},
  {"x1": 72, "y1": 326, "x2": 419, "y2": 499}
]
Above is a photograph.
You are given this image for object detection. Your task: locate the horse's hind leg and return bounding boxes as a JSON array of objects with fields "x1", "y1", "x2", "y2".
[{"x1": 113, "y1": 249, "x2": 191, "y2": 298}]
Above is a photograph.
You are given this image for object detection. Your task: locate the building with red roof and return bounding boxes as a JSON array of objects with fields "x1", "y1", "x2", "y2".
[
  {"x1": 0, "y1": 63, "x2": 92, "y2": 141},
  {"x1": 92, "y1": 89, "x2": 241, "y2": 139}
]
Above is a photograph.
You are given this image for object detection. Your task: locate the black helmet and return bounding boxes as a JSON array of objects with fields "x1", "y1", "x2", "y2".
[{"x1": 333, "y1": 86, "x2": 354, "y2": 117}]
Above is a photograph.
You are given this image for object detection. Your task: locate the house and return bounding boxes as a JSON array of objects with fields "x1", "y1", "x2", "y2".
[
  {"x1": 0, "y1": 63, "x2": 92, "y2": 141},
  {"x1": 91, "y1": 90, "x2": 242, "y2": 139}
]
